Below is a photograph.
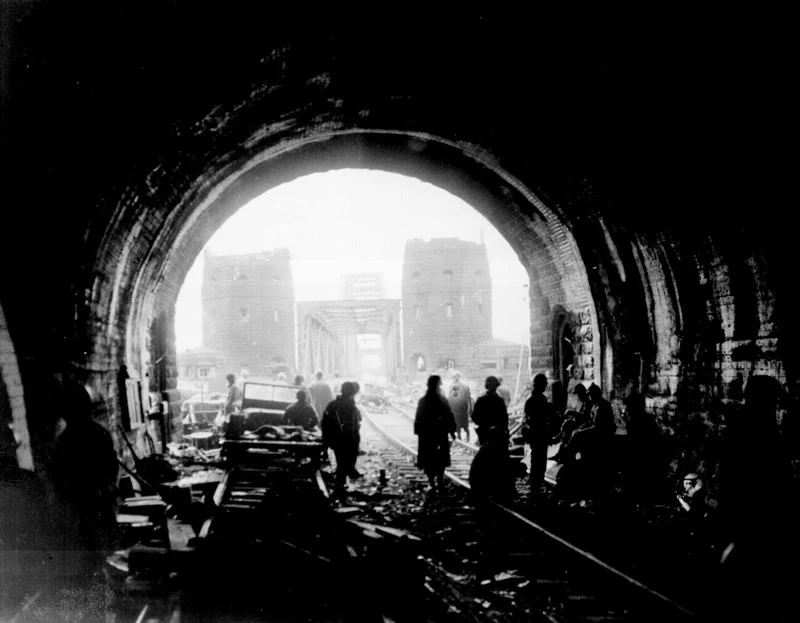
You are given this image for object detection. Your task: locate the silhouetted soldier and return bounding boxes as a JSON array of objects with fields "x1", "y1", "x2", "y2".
[
  {"x1": 1, "y1": 419, "x2": 53, "y2": 612},
  {"x1": 283, "y1": 390, "x2": 319, "y2": 430},
  {"x1": 469, "y1": 425, "x2": 515, "y2": 503},
  {"x1": 52, "y1": 383, "x2": 118, "y2": 579},
  {"x1": 414, "y1": 375, "x2": 457, "y2": 491},
  {"x1": 321, "y1": 382, "x2": 361, "y2": 495},
  {"x1": 523, "y1": 373, "x2": 554, "y2": 499},
  {"x1": 551, "y1": 384, "x2": 592, "y2": 458},
  {"x1": 308, "y1": 370, "x2": 335, "y2": 420},
  {"x1": 352, "y1": 381, "x2": 364, "y2": 465},
  {"x1": 471, "y1": 376, "x2": 509, "y2": 446},
  {"x1": 587, "y1": 383, "x2": 614, "y2": 430},
  {"x1": 447, "y1": 371, "x2": 473, "y2": 443},
  {"x1": 553, "y1": 388, "x2": 617, "y2": 502}
]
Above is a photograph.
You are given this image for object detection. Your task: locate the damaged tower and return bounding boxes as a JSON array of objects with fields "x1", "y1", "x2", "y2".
[
  {"x1": 202, "y1": 249, "x2": 295, "y2": 379},
  {"x1": 402, "y1": 238, "x2": 492, "y2": 379}
]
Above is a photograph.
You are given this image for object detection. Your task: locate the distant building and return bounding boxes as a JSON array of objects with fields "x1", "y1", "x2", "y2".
[
  {"x1": 402, "y1": 238, "x2": 492, "y2": 380},
  {"x1": 475, "y1": 338, "x2": 531, "y2": 386},
  {"x1": 176, "y1": 347, "x2": 226, "y2": 392},
  {"x1": 341, "y1": 273, "x2": 386, "y2": 300},
  {"x1": 202, "y1": 249, "x2": 295, "y2": 378}
]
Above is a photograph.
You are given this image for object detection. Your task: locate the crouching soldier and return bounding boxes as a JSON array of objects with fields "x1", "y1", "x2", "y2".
[{"x1": 469, "y1": 425, "x2": 515, "y2": 504}]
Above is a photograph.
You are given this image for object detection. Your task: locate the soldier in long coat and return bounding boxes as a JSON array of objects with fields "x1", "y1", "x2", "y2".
[
  {"x1": 414, "y1": 375, "x2": 456, "y2": 491},
  {"x1": 447, "y1": 371, "x2": 473, "y2": 442}
]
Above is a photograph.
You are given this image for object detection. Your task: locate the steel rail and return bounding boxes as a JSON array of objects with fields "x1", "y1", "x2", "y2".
[
  {"x1": 363, "y1": 403, "x2": 472, "y2": 489},
  {"x1": 361, "y1": 403, "x2": 699, "y2": 621}
]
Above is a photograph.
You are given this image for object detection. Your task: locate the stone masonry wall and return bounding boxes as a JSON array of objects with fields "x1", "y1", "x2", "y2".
[
  {"x1": 202, "y1": 250, "x2": 296, "y2": 378},
  {"x1": 402, "y1": 238, "x2": 492, "y2": 379}
]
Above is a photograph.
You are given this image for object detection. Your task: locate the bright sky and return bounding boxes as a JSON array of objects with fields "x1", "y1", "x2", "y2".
[{"x1": 175, "y1": 169, "x2": 530, "y2": 350}]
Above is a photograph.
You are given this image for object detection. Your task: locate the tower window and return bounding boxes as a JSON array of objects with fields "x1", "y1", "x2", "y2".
[
  {"x1": 273, "y1": 310, "x2": 280, "y2": 322},
  {"x1": 474, "y1": 270, "x2": 482, "y2": 276},
  {"x1": 240, "y1": 308, "x2": 249, "y2": 322},
  {"x1": 412, "y1": 271, "x2": 421, "y2": 279},
  {"x1": 443, "y1": 269, "x2": 453, "y2": 276},
  {"x1": 446, "y1": 304, "x2": 453, "y2": 318},
  {"x1": 478, "y1": 303, "x2": 483, "y2": 316}
]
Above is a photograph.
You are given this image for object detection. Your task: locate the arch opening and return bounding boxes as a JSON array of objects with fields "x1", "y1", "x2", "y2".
[{"x1": 88, "y1": 131, "x2": 602, "y2": 447}]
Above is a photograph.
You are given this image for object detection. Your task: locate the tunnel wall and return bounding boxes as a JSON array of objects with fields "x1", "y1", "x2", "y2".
[{"x1": 0, "y1": 6, "x2": 791, "y2": 486}]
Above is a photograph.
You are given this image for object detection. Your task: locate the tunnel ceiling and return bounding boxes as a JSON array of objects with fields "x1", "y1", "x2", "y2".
[{"x1": 0, "y1": 5, "x2": 793, "y2": 405}]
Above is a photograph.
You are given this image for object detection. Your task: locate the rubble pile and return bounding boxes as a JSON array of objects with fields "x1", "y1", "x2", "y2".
[{"x1": 319, "y1": 431, "x2": 553, "y2": 621}]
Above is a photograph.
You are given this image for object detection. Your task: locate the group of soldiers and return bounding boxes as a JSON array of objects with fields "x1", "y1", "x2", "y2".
[
  {"x1": 412, "y1": 369, "x2": 628, "y2": 504},
  {"x1": 223, "y1": 369, "x2": 362, "y2": 496},
  {"x1": 413, "y1": 372, "x2": 514, "y2": 494}
]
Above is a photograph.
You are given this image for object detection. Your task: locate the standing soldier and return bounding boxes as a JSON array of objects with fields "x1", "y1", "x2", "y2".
[
  {"x1": 53, "y1": 384, "x2": 119, "y2": 579},
  {"x1": 321, "y1": 382, "x2": 361, "y2": 496},
  {"x1": 224, "y1": 373, "x2": 242, "y2": 416},
  {"x1": 471, "y1": 376, "x2": 509, "y2": 446},
  {"x1": 523, "y1": 374, "x2": 554, "y2": 501},
  {"x1": 414, "y1": 375, "x2": 457, "y2": 492},
  {"x1": 308, "y1": 370, "x2": 335, "y2": 419},
  {"x1": 447, "y1": 371, "x2": 473, "y2": 443}
]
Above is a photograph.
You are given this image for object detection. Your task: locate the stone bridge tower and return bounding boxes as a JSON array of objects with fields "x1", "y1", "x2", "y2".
[
  {"x1": 202, "y1": 249, "x2": 295, "y2": 379},
  {"x1": 402, "y1": 238, "x2": 492, "y2": 380}
]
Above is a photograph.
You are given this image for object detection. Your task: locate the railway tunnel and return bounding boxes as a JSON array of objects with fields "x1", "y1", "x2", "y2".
[{"x1": 1, "y1": 4, "x2": 794, "y2": 621}]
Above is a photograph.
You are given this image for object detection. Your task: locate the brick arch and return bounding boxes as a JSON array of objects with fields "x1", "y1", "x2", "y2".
[
  {"x1": 89, "y1": 131, "x2": 602, "y2": 423},
  {"x1": 0, "y1": 303, "x2": 34, "y2": 470}
]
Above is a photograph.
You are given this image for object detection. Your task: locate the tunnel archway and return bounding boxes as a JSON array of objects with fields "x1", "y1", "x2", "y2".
[
  {"x1": 1, "y1": 9, "x2": 792, "y2": 554},
  {"x1": 88, "y1": 131, "x2": 603, "y2": 442}
]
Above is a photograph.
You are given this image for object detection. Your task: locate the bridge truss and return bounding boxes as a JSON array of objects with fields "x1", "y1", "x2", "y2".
[{"x1": 296, "y1": 299, "x2": 402, "y2": 381}]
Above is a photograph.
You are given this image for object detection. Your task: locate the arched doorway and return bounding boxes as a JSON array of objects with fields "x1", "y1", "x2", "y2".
[{"x1": 552, "y1": 305, "x2": 578, "y2": 388}]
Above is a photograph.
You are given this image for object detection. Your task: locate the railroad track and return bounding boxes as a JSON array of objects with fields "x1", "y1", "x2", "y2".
[
  {"x1": 360, "y1": 402, "x2": 701, "y2": 623},
  {"x1": 385, "y1": 401, "x2": 559, "y2": 486},
  {"x1": 365, "y1": 403, "x2": 477, "y2": 486}
]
